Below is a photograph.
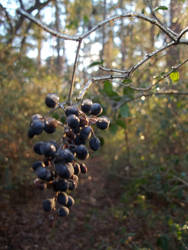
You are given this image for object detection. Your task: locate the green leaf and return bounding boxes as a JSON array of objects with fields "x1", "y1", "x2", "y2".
[
  {"x1": 119, "y1": 104, "x2": 131, "y2": 118},
  {"x1": 88, "y1": 60, "x2": 103, "y2": 68},
  {"x1": 141, "y1": 8, "x2": 145, "y2": 14},
  {"x1": 170, "y1": 71, "x2": 179, "y2": 83},
  {"x1": 83, "y1": 15, "x2": 89, "y2": 24},
  {"x1": 116, "y1": 119, "x2": 126, "y2": 129},
  {"x1": 154, "y1": 6, "x2": 168, "y2": 11},
  {"x1": 122, "y1": 78, "x2": 132, "y2": 84},
  {"x1": 52, "y1": 113, "x2": 59, "y2": 120},
  {"x1": 109, "y1": 123, "x2": 118, "y2": 134},
  {"x1": 123, "y1": 87, "x2": 134, "y2": 98},
  {"x1": 103, "y1": 80, "x2": 119, "y2": 98},
  {"x1": 98, "y1": 136, "x2": 105, "y2": 146},
  {"x1": 157, "y1": 235, "x2": 169, "y2": 250}
]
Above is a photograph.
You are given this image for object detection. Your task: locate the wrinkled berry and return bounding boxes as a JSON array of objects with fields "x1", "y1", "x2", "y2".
[
  {"x1": 80, "y1": 163, "x2": 88, "y2": 174},
  {"x1": 96, "y1": 117, "x2": 110, "y2": 129}
]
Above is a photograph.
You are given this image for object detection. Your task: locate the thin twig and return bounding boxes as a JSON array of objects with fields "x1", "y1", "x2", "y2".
[
  {"x1": 17, "y1": 8, "x2": 79, "y2": 41},
  {"x1": 129, "y1": 41, "x2": 175, "y2": 75},
  {"x1": 99, "y1": 66, "x2": 128, "y2": 73},
  {"x1": 17, "y1": 7, "x2": 188, "y2": 104},
  {"x1": 17, "y1": 9, "x2": 178, "y2": 42},
  {"x1": 177, "y1": 26, "x2": 188, "y2": 42},
  {"x1": 173, "y1": 176, "x2": 188, "y2": 188},
  {"x1": 81, "y1": 12, "x2": 177, "y2": 41},
  {"x1": 67, "y1": 40, "x2": 82, "y2": 105}
]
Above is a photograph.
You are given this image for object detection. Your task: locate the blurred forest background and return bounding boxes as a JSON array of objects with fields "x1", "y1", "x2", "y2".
[{"x1": 0, "y1": 0, "x2": 188, "y2": 249}]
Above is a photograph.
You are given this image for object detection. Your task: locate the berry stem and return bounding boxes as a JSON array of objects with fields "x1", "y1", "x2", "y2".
[{"x1": 67, "y1": 39, "x2": 82, "y2": 105}]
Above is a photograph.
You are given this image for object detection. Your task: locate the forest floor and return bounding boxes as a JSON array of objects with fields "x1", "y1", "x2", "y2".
[{"x1": 0, "y1": 157, "x2": 186, "y2": 250}]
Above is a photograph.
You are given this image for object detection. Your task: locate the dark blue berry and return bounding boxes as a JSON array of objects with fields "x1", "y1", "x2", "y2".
[
  {"x1": 67, "y1": 114, "x2": 80, "y2": 129},
  {"x1": 76, "y1": 145, "x2": 89, "y2": 160},
  {"x1": 30, "y1": 119, "x2": 44, "y2": 135},
  {"x1": 45, "y1": 93, "x2": 59, "y2": 108},
  {"x1": 32, "y1": 161, "x2": 45, "y2": 171},
  {"x1": 33, "y1": 141, "x2": 44, "y2": 155},
  {"x1": 35, "y1": 167, "x2": 51, "y2": 180},
  {"x1": 66, "y1": 196, "x2": 75, "y2": 208},
  {"x1": 44, "y1": 119, "x2": 57, "y2": 134},
  {"x1": 53, "y1": 179, "x2": 69, "y2": 191},
  {"x1": 73, "y1": 163, "x2": 81, "y2": 175},
  {"x1": 57, "y1": 192, "x2": 68, "y2": 205},
  {"x1": 80, "y1": 163, "x2": 88, "y2": 174},
  {"x1": 40, "y1": 142, "x2": 56, "y2": 157},
  {"x1": 81, "y1": 99, "x2": 93, "y2": 114},
  {"x1": 89, "y1": 136, "x2": 100, "y2": 151},
  {"x1": 90, "y1": 103, "x2": 103, "y2": 116},
  {"x1": 80, "y1": 126, "x2": 92, "y2": 140},
  {"x1": 58, "y1": 206, "x2": 69, "y2": 217},
  {"x1": 28, "y1": 127, "x2": 35, "y2": 138},
  {"x1": 55, "y1": 149, "x2": 74, "y2": 163},
  {"x1": 96, "y1": 117, "x2": 110, "y2": 129},
  {"x1": 55, "y1": 163, "x2": 74, "y2": 179},
  {"x1": 65, "y1": 106, "x2": 79, "y2": 117},
  {"x1": 43, "y1": 199, "x2": 55, "y2": 212}
]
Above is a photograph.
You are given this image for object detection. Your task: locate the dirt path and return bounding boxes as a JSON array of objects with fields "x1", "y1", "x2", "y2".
[{"x1": 0, "y1": 157, "x2": 130, "y2": 250}]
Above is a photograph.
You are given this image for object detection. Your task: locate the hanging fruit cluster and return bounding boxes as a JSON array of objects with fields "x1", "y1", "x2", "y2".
[{"x1": 28, "y1": 93, "x2": 110, "y2": 217}]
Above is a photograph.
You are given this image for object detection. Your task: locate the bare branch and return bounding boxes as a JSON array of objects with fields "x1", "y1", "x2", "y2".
[
  {"x1": 99, "y1": 66, "x2": 128, "y2": 74},
  {"x1": 129, "y1": 41, "x2": 175, "y2": 75},
  {"x1": 146, "y1": 0, "x2": 177, "y2": 37},
  {"x1": 67, "y1": 40, "x2": 82, "y2": 104},
  {"x1": 100, "y1": 41, "x2": 188, "y2": 77},
  {"x1": 17, "y1": 8, "x2": 79, "y2": 41},
  {"x1": 177, "y1": 27, "x2": 188, "y2": 42},
  {"x1": 0, "y1": 3, "x2": 13, "y2": 33},
  {"x1": 17, "y1": 6, "x2": 188, "y2": 105},
  {"x1": 81, "y1": 12, "x2": 177, "y2": 41},
  {"x1": 18, "y1": 9, "x2": 178, "y2": 42},
  {"x1": 77, "y1": 80, "x2": 93, "y2": 101}
]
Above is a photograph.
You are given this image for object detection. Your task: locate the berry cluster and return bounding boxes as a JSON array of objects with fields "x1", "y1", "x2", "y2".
[{"x1": 28, "y1": 94, "x2": 110, "y2": 217}]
